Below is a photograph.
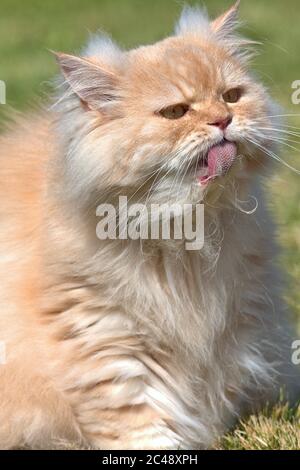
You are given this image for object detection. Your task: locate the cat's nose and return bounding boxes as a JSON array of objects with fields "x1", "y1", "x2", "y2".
[{"x1": 208, "y1": 116, "x2": 232, "y2": 131}]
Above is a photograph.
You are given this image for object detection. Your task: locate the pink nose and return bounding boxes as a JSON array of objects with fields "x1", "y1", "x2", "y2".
[{"x1": 208, "y1": 116, "x2": 232, "y2": 131}]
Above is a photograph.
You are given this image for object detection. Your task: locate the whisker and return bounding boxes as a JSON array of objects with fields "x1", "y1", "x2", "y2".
[
  {"x1": 271, "y1": 124, "x2": 300, "y2": 130},
  {"x1": 246, "y1": 137, "x2": 300, "y2": 174},
  {"x1": 167, "y1": 157, "x2": 188, "y2": 202},
  {"x1": 175, "y1": 154, "x2": 195, "y2": 204},
  {"x1": 239, "y1": 136, "x2": 270, "y2": 172},
  {"x1": 262, "y1": 136, "x2": 300, "y2": 151},
  {"x1": 257, "y1": 127, "x2": 300, "y2": 138},
  {"x1": 266, "y1": 114, "x2": 300, "y2": 118}
]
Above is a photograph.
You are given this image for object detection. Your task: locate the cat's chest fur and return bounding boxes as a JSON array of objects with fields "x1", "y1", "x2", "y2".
[
  {"x1": 45, "y1": 202, "x2": 258, "y2": 349},
  {"x1": 42, "y1": 197, "x2": 277, "y2": 448}
]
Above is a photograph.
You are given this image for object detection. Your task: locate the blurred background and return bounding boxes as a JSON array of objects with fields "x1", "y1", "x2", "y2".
[{"x1": 0, "y1": 0, "x2": 299, "y2": 330}]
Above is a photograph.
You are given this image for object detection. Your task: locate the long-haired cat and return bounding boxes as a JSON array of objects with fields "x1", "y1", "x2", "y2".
[{"x1": 0, "y1": 1, "x2": 299, "y2": 449}]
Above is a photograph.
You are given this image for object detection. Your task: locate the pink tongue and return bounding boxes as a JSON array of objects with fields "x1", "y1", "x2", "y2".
[{"x1": 205, "y1": 141, "x2": 237, "y2": 180}]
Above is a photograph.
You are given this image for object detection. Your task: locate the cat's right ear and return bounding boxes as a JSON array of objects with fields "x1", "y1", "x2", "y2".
[
  {"x1": 211, "y1": 1, "x2": 240, "y2": 35},
  {"x1": 54, "y1": 52, "x2": 120, "y2": 111}
]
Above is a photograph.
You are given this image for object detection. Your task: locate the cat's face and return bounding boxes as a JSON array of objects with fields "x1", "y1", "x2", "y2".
[
  {"x1": 56, "y1": 3, "x2": 278, "y2": 206},
  {"x1": 120, "y1": 37, "x2": 273, "y2": 192}
]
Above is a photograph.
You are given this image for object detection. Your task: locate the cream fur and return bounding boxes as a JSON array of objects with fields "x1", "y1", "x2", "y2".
[{"x1": 0, "y1": 3, "x2": 299, "y2": 449}]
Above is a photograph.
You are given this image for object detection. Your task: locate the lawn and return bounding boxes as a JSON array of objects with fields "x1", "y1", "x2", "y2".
[{"x1": 0, "y1": 0, "x2": 299, "y2": 450}]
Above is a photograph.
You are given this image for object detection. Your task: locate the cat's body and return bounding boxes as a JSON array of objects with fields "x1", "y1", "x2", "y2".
[{"x1": 0, "y1": 3, "x2": 299, "y2": 449}]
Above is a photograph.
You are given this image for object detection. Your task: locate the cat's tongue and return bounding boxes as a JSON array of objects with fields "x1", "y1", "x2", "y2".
[{"x1": 200, "y1": 140, "x2": 237, "y2": 183}]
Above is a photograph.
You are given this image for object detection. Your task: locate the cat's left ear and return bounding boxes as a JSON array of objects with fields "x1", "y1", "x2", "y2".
[{"x1": 211, "y1": 1, "x2": 240, "y2": 35}]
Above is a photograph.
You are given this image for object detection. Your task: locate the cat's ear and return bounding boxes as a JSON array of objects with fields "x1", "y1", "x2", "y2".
[
  {"x1": 211, "y1": 1, "x2": 240, "y2": 35},
  {"x1": 210, "y1": 1, "x2": 258, "y2": 59},
  {"x1": 175, "y1": 2, "x2": 241, "y2": 38},
  {"x1": 55, "y1": 52, "x2": 120, "y2": 111}
]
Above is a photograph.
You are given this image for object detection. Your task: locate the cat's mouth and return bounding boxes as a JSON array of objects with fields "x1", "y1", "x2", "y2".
[{"x1": 196, "y1": 139, "x2": 238, "y2": 185}]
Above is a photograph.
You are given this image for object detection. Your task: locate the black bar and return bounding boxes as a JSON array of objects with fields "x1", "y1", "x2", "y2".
[{"x1": 0, "y1": 450, "x2": 299, "y2": 466}]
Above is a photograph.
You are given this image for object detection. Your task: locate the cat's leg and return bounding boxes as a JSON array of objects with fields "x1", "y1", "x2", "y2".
[
  {"x1": 50, "y1": 310, "x2": 187, "y2": 449},
  {"x1": 60, "y1": 355, "x2": 183, "y2": 449}
]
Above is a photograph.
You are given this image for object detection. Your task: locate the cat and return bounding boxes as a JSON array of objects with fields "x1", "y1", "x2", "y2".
[{"x1": 0, "y1": 1, "x2": 299, "y2": 449}]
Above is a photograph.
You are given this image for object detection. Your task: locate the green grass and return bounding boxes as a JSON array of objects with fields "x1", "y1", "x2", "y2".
[
  {"x1": 0, "y1": 0, "x2": 299, "y2": 450},
  {"x1": 218, "y1": 401, "x2": 300, "y2": 450}
]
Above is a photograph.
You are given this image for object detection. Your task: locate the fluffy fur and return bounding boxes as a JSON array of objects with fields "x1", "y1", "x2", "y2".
[{"x1": 0, "y1": 2, "x2": 299, "y2": 449}]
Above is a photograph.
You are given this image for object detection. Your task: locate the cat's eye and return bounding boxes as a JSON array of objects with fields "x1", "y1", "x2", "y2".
[
  {"x1": 222, "y1": 88, "x2": 242, "y2": 104},
  {"x1": 159, "y1": 104, "x2": 189, "y2": 120}
]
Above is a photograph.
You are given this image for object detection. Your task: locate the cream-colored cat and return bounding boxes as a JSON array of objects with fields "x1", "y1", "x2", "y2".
[{"x1": 0, "y1": 1, "x2": 299, "y2": 449}]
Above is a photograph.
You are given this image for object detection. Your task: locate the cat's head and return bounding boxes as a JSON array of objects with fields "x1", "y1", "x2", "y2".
[{"x1": 55, "y1": 1, "x2": 279, "y2": 208}]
